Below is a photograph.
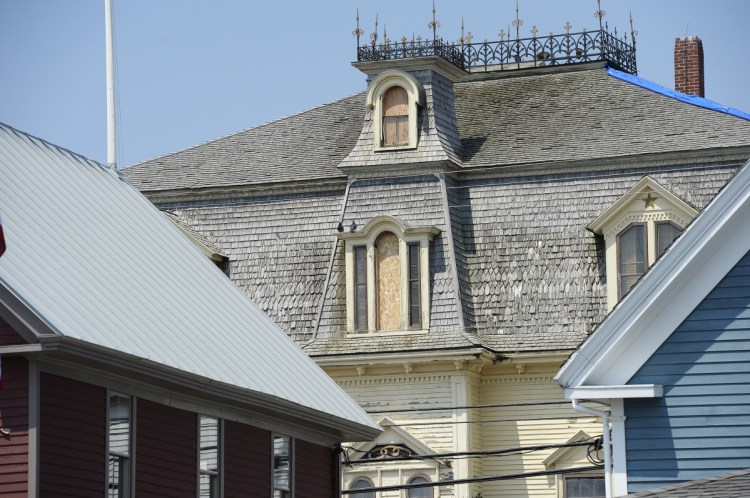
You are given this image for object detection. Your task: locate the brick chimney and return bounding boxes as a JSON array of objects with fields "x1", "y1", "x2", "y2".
[{"x1": 674, "y1": 36, "x2": 705, "y2": 97}]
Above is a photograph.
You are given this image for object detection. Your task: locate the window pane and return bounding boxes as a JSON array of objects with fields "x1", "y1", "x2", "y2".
[
  {"x1": 351, "y1": 478, "x2": 375, "y2": 498},
  {"x1": 354, "y1": 246, "x2": 368, "y2": 331},
  {"x1": 618, "y1": 224, "x2": 646, "y2": 297},
  {"x1": 199, "y1": 416, "x2": 220, "y2": 498},
  {"x1": 274, "y1": 435, "x2": 291, "y2": 496},
  {"x1": 565, "y1": 477, "x2": 605, "y2": 497},
  {"x1": 408, "y1": 243, "x2": 421, "y2": 328},
  {"x1": 108, "y1": 394, "x2": 131, "y2": 498},
  {"x1": 656, "y1": 222, "x2": 682, "y2": 257},
  {"x1": 407, "y1": 476, "x2": 432, "y2": 498}
]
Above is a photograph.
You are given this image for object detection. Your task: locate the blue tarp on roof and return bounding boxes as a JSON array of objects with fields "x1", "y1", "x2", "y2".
[{"x1": 607, "y1": 67, "x2": 750, "y2": 122}]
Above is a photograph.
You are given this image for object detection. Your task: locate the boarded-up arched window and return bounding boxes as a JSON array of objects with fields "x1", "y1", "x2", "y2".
[
  {"x1": 375, "y1": 231, "x2": 401, "y2": 330},
  {"x1": 382, "y1": 86, "x2": 409, "y2": 147}
]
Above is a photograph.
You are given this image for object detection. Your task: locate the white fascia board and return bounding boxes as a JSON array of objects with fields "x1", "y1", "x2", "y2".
[
  {"x1": 565, "y1": 384, "x2": 663, "y2": 400},
  {"x1": 557, "y1": 159, "x2": 750, "y2": 389}
]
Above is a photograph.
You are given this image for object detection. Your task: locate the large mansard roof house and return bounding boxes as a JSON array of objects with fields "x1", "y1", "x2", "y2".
[{"x1": 125, "y1": 14, "x2": 750, "y2": 498}]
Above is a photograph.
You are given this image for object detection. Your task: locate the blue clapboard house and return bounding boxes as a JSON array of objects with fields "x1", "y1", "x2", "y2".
[{"x1": 557, "y1": 158, "x2": 750, "y2": 496}]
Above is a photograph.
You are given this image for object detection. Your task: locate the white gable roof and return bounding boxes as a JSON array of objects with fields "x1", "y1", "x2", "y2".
[
  {"x1": 556, "y1": 159, "x2": 750, "y2": 390},
  {"x1": 0, "y1": 123, "x2": 378, "y2": 436}
]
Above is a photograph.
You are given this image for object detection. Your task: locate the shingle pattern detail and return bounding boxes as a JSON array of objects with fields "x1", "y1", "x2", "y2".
[
  {"x1": 126, "y1": 67, "x2": 750, "y2": 193},
  {"x1": 445, "y1": 174, "x2": 476, "y2": 330},
  {"x1": 454, "y1": 70, "x2": 750, "y2": 169},
  {"x1": 463, "y1": 164, "x2": 740, "y2": 352},
  {"x1": 326, "y1": 69, "x2": 463, "y2": 169},
  {"x1": 125, "y1": 94, "x2": 362, "y2": 191},
  {"x1": 157, "y1": 190, "x2": 345, "y2": 343},
  {"x1": 623, "y1": 468, "x2": 750, "y2": 497}
]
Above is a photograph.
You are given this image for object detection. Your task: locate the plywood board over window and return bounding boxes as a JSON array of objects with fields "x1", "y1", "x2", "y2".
[
  {"x1": 382, "y1": 87, "x2": 409, "y2": 147},
  {"x1": 376, "y1": 231, "x2": 401, "y2": 330}
]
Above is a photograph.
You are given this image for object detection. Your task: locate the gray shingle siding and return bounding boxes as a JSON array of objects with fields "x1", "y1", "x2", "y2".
[
  {"x1": 125, "y1": 64, "x2": 750, "y2": 356},
  {"x1": 462, "y1": 163, "x2": 740, "y2": 352},
  {"x1": 625, "y1": 249, "x2": 750, "y2": 492},
  {"x1": 157, "y1": 189, "x2": 345, "y2": 343},
  {"x1": 330, "y1": 175, "x2": 462, "y2": 334}
]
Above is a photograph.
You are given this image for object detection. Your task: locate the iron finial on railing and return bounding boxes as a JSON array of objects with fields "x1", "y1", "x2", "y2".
[
  {"x1": 629, "y1": 11, "x2": 638, "y2": 47},
  {"x1": 353, "y1": 8, "x2": 364, "y2": 49},
  {"x1": 564, "y1": 21, "x2": 572, "y2": 35},
  {"x1": 530, "y1": 26, "x2": 538, "y2": 38},
  {"x1": 428, "y1": 0, "x2": 440, "y2": 42},
  {"x1": 513, "y1": 0, "x2": 523, "y2": 40},
  {"x1": 595, "y1": 0, "x2": 606, "y2": 32},
  {"x1": 370, "y1": 14, "x2": 379, "y2": 48}
]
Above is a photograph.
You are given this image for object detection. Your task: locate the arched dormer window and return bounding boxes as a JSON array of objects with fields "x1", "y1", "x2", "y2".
[
  {"x1": 339, "y1": 216, "x2": 439, "y2": 333},
  {"x1": 366, "y1": 71, "x2": 422, "y2": 151}
]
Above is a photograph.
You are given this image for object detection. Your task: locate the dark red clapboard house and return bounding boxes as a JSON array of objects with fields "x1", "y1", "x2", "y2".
[{"x1": 0, "y1": 123, "x2": 380, "y2": 498}]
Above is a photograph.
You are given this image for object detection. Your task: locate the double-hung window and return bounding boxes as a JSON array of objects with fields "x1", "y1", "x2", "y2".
[
  {"x1": 108, "y1": 393, "x2": 132, "y2": 498},
  {"x1": 274, "y1": 434, "x2": 292, "y2": 498},
  {"x1": 199, "y1": 416, "x2": 221, "y2": 498}
]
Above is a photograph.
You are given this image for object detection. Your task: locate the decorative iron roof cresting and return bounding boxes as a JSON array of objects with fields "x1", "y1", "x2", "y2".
[{"x1": 357, "y1": 28, "x2": 637, "y2": 75}]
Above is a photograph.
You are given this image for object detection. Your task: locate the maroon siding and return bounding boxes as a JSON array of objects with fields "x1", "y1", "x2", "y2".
[
  {"x1": 295, "y1": 439, "x2": 337, "y2": 498},
  {"x1": 0, "y1": 317, "x2": 27, "y2": 346},
  {"x1": 39, "y1": 373, "x2": 106, "y2": 497},
  {"x1": 136, "y1": 399, "x2": 197, "y2": 497},
  {"x1": 224, "y1": 420, "x2": 272, "y2": 498},
  {"x1": 0, "y1": 357, "x2": 28, "y2": 497}
]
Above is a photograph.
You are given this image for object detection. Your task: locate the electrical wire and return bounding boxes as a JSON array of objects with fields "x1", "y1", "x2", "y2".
[{"x1": 343, "y1": 438, "x2": 600, "y2": 465}]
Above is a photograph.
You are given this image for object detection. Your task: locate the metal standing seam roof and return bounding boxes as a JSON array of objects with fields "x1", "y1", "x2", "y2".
[{"x1": 0, "y1": 123, "x2": 378, "y2": 433}]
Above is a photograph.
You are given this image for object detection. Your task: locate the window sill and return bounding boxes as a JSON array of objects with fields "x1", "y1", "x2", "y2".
[
  {"x1": 347, "y1": 328, "x2": 428, "y2": 338},
  {"x1": 374, "y1": 144, "x2": 417, "y2": 152}
]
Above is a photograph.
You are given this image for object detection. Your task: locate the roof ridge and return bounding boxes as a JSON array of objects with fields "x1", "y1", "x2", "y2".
[
  {"x1": 125, "y1": 91, "x2": 366, "y2": 170},
  {"x1": 607, "y1": 67, "x2": 750, "y2": 121}
]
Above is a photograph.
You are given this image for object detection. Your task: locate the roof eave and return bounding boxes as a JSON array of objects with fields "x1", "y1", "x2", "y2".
[{"x1": 35, "y1": 335, "x2": 381, "y2": 442}]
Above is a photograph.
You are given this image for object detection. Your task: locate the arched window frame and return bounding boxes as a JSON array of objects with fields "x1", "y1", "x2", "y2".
[
  {"x1": 349, "y1": 477, "x2": 375, "y2": 498},
  {"x1": 339, "y1": 216, "x2": 439, "y2": 333},
  {"x1": 366, "y1": 71, "x2": 423, "y2": 151},
  {"x1": 406, "y1": 474, "x2": 433, "y2": 498}
]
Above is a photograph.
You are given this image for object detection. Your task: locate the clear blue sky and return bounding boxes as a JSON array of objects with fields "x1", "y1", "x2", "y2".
[{"x1": 1, "y1": 1, "x2": 748, "y2": 167}]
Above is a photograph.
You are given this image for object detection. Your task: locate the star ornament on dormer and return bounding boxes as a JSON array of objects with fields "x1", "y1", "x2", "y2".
[{"x1": 643, "y1": 193, "x2": 657, "y2": 208}]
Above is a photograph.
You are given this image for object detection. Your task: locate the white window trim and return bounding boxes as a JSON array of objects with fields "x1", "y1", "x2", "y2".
[
  {"x1": 340, "y1": 215, "x2": 439, "y2": 334},
  {"x1": 588, "y1": 177, "x2": 698, "y2": 310},
  {"x1": 366, "y1": 70, "x2": 422, "y2": 151}
]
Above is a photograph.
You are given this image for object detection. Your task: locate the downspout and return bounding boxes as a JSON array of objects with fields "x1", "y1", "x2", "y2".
[
  {"x1": 303, "y1": 178, "x2": 356, "y2": 347},
  {"x1": 572, "y1": 399, "x2": 612, "y2": 498}
]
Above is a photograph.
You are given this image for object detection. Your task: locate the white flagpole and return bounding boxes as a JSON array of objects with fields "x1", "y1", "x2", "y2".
[{"x1": 105, "y1": 0, "x2": 117, "y2": 169}]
